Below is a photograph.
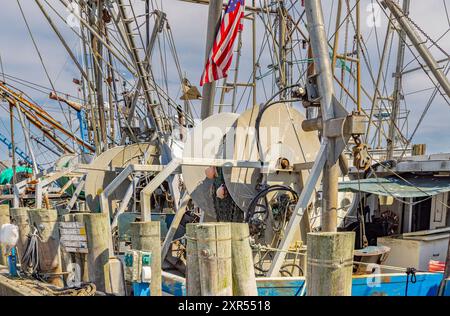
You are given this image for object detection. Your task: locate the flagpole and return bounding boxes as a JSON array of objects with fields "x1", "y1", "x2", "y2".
[{"x1": 200, "y1": 0, "x2": 223, "y2": 119}]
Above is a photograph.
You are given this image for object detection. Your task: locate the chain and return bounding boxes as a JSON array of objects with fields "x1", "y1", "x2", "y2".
[{"x1": 398, "y1": 7, "x2": 449, "y2": 58}]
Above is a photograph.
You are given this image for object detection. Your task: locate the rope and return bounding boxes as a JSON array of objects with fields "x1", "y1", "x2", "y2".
[
  {"x1": 405, "y1": 267, "x2": 417, "y2": 296},
  {"x1": 16, "y1": 0, "x2": 72, "y2": 131},
  {"x1": 14, "y1": 278, "x2": 96, "y2": 296},
  {"x1": 307, "y1": 257, "x2": 353, "y2": 269},
  {"x1": 21, "y1": 226, "x2": 41, "y2": 277}
]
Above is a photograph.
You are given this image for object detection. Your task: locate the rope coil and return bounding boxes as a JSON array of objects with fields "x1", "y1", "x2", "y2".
[
  {"x1": 307, "y1": 257, "x2": 354, "y2": 269},
  {"x1": 185, "y1": 236, "x2": 232, "y2": 242}
]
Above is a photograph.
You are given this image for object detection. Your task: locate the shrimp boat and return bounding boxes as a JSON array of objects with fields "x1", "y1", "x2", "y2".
[{"x1": 0, "y1": 0, "x2": 449, "y2": 296}]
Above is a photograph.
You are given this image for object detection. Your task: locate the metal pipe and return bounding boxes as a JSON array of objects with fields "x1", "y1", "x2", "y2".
[
  {"x1": 9, "y1": 103, "x2": 17, "y2": 186},
  {"x1": 252, "y1": 0, "x2": 257, "y2": 107},
  {"x1": 15, "y1": 102, "x2": 39, "y2": 175},
  {"x1": 305, "y1": 0, "x2": 341, "y2": 232},
  {"x1": 331, "y1": 0, "x2": 342, "y2": 73},
  {"x1": 90, "y1": 0, "x2": 108, "y2": 152},
  {"x1": 356, "y1": 0, "x2": 361, "y2": 112},
  {"x1": 200, "y1": 0, "x2": 223, "y2": 119},
  {"x1": 278, "y1": 0, "x2": 287, "y2": 96}
]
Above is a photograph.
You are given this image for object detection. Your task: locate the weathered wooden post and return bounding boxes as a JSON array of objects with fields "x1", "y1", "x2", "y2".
[
  {"x1": 186, "y1": 223, "x2": 201, "y2": 296},
  {"x1": 196, "y1": 223, "x2": 232, "y2": 296},
  {"x1": 0, "y1": 205, "x2": 10, "y2": 266},
  {"x1": 306, "y1": 232, "x2": 355, "y2": 296},
  {"x1": 77, "y1": 213, "x2": 110, "y2": 292},
  {"x1": 28, "y1": 208, "x2": 64, "y2": 287},
  {"x1": 9, "y1": 207, "x2": 30, "y2": 262},
  {"x1": 230, "y1": 223, "x2": 257, "y2": 296},
  {"x1": 130, "y1": 221, "x2": 161, "y2": 296}
]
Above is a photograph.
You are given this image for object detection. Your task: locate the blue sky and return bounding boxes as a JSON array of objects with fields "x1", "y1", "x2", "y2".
[{"x1": 0, "y1": 0, "x2": 449, "y2": 167}]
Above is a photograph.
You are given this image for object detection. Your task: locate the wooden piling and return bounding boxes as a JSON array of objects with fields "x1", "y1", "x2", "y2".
[
  {"x1": 77, "y1": 213, "x2": 110, "y2": 292},
  {"x1": 306, "y1": 232, "x2": 355, "y2": 296},
  {"x1": 196, "y1": 223, "x2": 232, "y2": 296},
  {"x1": 186, "y1": 223, "x2": 201, "y2": 296},
  {"x1": 230, "y1": 223, "x2": 258, "y2": 296},
  {"x1": 9, "y1": 207, "x2": 30, "y2": 262},
  {"x1": 28, "y1": 208, "x2": 64, "y2": 287},
  {"x1": 130, "y1": 221, "x2": 161, "y2": 296},
  {"x1": 0, "y1": 205, "x2": 10, "y2": 265}
]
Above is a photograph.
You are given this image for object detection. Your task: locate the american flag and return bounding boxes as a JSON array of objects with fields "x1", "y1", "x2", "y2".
[{"x1": 200, "y1": 0, "x2": 245, "y2": 86}]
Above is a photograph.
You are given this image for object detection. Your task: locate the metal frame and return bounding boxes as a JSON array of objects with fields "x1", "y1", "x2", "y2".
[
  {"x1": 267, "y1": 141, "x2": 328, "y2": 276},
  {"x1": 161, "y1": 192, "x2": 190, "y2": 260},
  {"x1": 139, "y1": 158, "x2": 181, "y2": 221},
  {"x1": 99, "y1": 164, "x2": 166, "y2": 218}
]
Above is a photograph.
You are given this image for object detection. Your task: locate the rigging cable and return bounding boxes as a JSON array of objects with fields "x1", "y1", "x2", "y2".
[{"x1": 16, "y1": 0, "x2": 72, "y2": 133}]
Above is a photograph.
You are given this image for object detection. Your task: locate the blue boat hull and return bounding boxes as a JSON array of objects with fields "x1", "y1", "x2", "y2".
[{"x1": 162, "y1": 272, "x2": 449, "y2": 296}]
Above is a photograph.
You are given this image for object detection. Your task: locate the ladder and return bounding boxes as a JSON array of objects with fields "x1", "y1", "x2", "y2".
[
  {"x1": 0, "y1": 132, "x2": 42, "y2": 170},
  {"x1": 214, "y1": 30, "x2": 254, "y2": 113},
  {"x1": 115, "y1": 0, "x2": 164, "y2": 133}
]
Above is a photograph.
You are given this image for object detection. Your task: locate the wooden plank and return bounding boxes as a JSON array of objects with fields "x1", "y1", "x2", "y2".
[
  {"x1": 61, "y1": 240, "x2": 88, "y2": 248},
  {"x1": 59, "y1": 222, "x2": 84, "y2": 229},
  {"x1": 59, "y1": 228, "x2": 86, "y2": 235},
  {"x1": 60, "y1": 235, "x2": 87, "y2": 242},
  {"x1": 63, "y1": 247, "x2": 89, "y2": 254}
]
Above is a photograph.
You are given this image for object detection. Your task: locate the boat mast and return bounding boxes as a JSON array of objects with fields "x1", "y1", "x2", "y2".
[
  {"x1": 278, "y1": 0, "x2": 287, "y2": 99},
  {"x1": 115, "y1": 0, "x2": 164, "y2": 135},
  {"x1": 305, "y1": 0, "x2": 340, "y2": 232},
  {"x1": 386, "y1": 0, "x2": 409, "y2": 160},
  {"x1": 89, "y1": 0, "x2": 108, "y2": 152},
  {"x1": 251, "y1": 0, "x2": 257, "y2": 108},
  {"x1": 200, "y1": 0, "x2": 222, "y2": 119},
  {"x1": 78, "y1": 1, "x2": 100, "y2": 151}
]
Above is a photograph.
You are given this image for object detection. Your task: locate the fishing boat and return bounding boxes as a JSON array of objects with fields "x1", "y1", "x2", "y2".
[{"x1": 0, "y1": 0, "x2": 449, "y2": 297}]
